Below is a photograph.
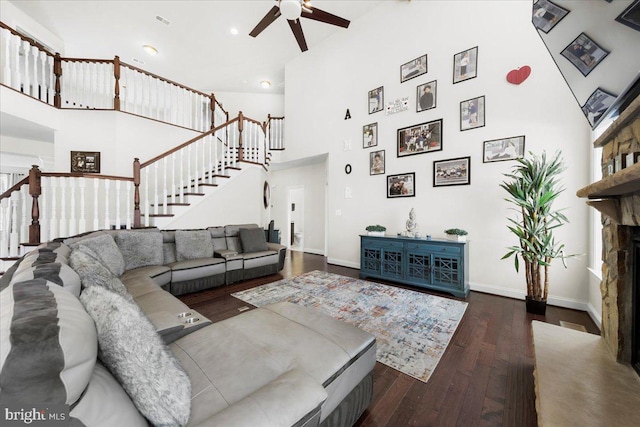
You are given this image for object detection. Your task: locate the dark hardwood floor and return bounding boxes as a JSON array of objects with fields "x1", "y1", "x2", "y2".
[{"x1": 178, "y1": 251, "x2": 599, "y2": 427}]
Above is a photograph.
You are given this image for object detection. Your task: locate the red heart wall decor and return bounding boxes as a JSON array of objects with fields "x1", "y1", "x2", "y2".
[{"x1": 506, "y1": 66, "x2": 531, "y2": 85}]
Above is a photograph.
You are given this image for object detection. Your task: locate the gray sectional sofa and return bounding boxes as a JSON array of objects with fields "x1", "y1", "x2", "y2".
[{"x1": 0, "y1": 226, "x2": 376, "y2": 427}]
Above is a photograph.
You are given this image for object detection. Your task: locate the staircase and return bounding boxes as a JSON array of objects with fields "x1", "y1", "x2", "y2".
[{"x1": 0, "y1": 21, "x2": 285, "y2": 272}]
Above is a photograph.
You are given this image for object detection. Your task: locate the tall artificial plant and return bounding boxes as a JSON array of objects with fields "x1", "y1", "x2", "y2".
[{"x1": 500, "y1": 151, "x2": 571, "y2": 302}]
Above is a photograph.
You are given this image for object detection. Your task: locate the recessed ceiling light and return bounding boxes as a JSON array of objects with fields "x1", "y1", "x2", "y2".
[
  {"x1": 260, "y1": 80, "x2": 271, "y2": 89},
  {"x1": 142, "y1": 45, "x2": 158, "y2": 56},
  {"x1": 230, "y1": 27, "x2": 239, "y2": 35}
]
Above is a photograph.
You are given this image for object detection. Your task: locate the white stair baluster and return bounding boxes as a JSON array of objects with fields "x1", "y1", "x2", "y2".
[
  {"x1": 11, "y1": 35, "x2": 20, "y2": 91},
  {"x1": 39, "y1": 51, "x2": 47, "y2": 102},
  {"x1": 179, "y1": 150, "x2": 184, "y2": 203},
  {"x1": 214, "y1": 131, "x2": 219, "y2": 176},
  {"x1": 30, "y1": 45, "x2": 39, "y2": 98},
  {"x1": 208, "y1": 134, "x2": 213, "y2": 184},
  {"x1": 93, "y1": 178, "x2": 100, "y2": 230},
  {"x1": 171, "y1": 153, "x2": 176, "y2": 204},
  {"x1": 69, "y1": 179, "x2": 77, "y2": 236},
  {"x1": 47, "y1": 55, "x2": 54, "y2": 105},
  {"x1": 1, "y1": 28, "x2": 12, "y2": 86},
  {"x1": 39, "y1": 178, "x2": 49, "y2": 242},
  {"x1": 162, "y1": 157, "x2": 168, "y2": 215},
  {"x1": 144, "y1": 167, "x2": 150, "y2": 227},
  {"x1": 154, "y1": 162, "x2": 159, "y2": 215},
  {"x1": 187, "y1": 145, "x2": 192, "y2": 193},
  {"x1": 125, "y1": 181, "x2": 132, "y2": 229},
  {"x1": 9, "y1": 194, "x2": 19, "y2": 257},
  {"x1": 103, "y1": 180, "x2": 111, "y2": 230},
  {"x1": 78, "y1": 177, "x2": 86, "y2": 233},
  {"x1": 49, "y1": 178, "x2": 58, "y2": 239},
  {"x1": 21, "y1": 40, "x2": 30, "y2": 96},
  {"x1": 20, "y1": 185, "x2": 29, "y2": 244},
  {"x1": 58, "y1": 177, "x2": 68, "y2": 238},
  {"x1": 202, "y1": 135, "x2": 206, "y2": 186},
  {"x1": 115, "y1": 180, "x2": 121, "y2": 229},
  {"x1": 193, "y1": 141, "x2": 199, "y2": 193},
  {"x1": 0, "y1": 198, "x2": 9, "y2": 258}
]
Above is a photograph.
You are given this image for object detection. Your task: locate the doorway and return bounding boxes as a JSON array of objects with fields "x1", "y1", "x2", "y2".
[{"x1": 287, "y1": 186, "x2": 305, "y2": 251}]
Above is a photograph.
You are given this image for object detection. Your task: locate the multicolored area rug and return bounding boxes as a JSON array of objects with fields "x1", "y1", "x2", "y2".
[{"x1": 231, "y1": 270, "x2": 468, "y2": 383}]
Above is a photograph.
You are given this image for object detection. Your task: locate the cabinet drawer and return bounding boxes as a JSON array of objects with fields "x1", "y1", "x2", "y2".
[
  {"x1": 365, "y1": 239, "x2": 404, "y2": 250},
  {"x1": 406, "y1": 243, "x2": 461, "y2": 255}
]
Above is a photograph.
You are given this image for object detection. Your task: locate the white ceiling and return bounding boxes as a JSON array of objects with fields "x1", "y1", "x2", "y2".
[{"x1": 10, "y1": 0, "x2": 383, "y2": 95}]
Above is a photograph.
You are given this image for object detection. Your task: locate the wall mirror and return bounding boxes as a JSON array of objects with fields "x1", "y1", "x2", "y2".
[{"x1": 533, "y1": 0, "x2": 640, "y2": 129}]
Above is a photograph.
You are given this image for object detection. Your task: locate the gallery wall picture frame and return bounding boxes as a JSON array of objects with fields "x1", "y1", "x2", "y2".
[
  {"x1": 368, "y1": 86, "x2": 384, "y2": 114},
  {"x1": 560, "y1": 33, "x2": 609, "y2": 77},
  {"x1": 615, "y1": 0, "x2": 640, "y2": 32},
  {"x1": 400, "y1": 54, "x2": 428, "y2": 83},
  {"x1": 363, "y1": 122, "x2": 378, "y2": 148},
  {"x1": 453, "y1": 46, "x2": 478, "y2": 84},
  {"x1": 397, "y1": 118, "x2": 443, "y2": 158},
  {"x1": 460, "y1": 96, "x2": 485, "y2": 131},
  {"x1": 416, "y1": 80, "x2": 437, "y2": 112},
  {"x1": 387, "y1": 172, "x2": 415, "y2": 198},
  {"x1": 483, "y1": 136, "x2": 526, "y2": 163},
  {"x1": 71, "y1": 151, "x2": 101, "y2": 173},
  {"x1": 433, "y1": 157, "x2": 471, "y2": 187},
  {"x1": 581, "y1": 87, "x2": 618, "y2": 129},
  {"x1": 532, "y1": 0, "x2": 570, "y2": 34},
  {"x1": 370, "y1": 150, "x2": 386, "y2": 175}
]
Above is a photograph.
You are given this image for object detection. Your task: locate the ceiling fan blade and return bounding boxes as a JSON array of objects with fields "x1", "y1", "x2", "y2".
[
  {"x1": 301, "y1": 6, "x2": 350, "y2": 28},
  {"x1": 249, "y1": 5, "x2": 281, "y2": 37},
  {"x1": 287, "y1": 19, "x2": 308, "y2": 52}
]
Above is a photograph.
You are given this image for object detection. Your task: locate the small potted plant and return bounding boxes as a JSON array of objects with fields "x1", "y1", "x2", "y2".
[
  {"x1": 444, "y1": 228, "x2": 468, "y2": 242},
  {"x1": 365, "y1": 225, "x2": 386, "y2": 237}
]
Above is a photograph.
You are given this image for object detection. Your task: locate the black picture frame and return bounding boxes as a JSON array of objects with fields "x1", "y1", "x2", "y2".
[
  {"x1": 71, "y1": 151, "x2": 101, "y2": 173},
  {"x1": 368, "y1": 86, "x2": 384, "y2": 114},
  {"x1": 581, "y1": 87, "x2": 618, "y2": 129},
  {"x1": 483, "y1": 136, "x2": 526, "y2": 163},
  {"x1": 400, "y1": 54, "x2": 427, "y2": 83},
  {"x1": 453, "y1": 46, "x2": 478, "y2": 84},
  {"x1": 416, "y1": 80, "x2": 437, "y2": 112},
  {"x1": 387, "y1": 172, "x2": 415, "y2": 198},
  {"x1": 363, "y1": 122, "x2": 378, "y2": 148},
  {"x1": 560, "y1": 33, "x2": 610, "y2": 77},
  {"x1": 532, "y1": 0, "x2": 570, "y2": 33},
  {"x1": 397, "y1": 119, "x2": 443, "y2": 158},
  {"x1": 370, "y1": 150, "x2": 385, "y2": 176},
  {"x1": 615, "y1": 0, "x2": 640, "y2": 32},
  {"x1": 460, "y1": 96, "x2": 485, "y2": 131},
  {"x1": 433, "y1": 157, "x2": 471, "y2": 187}
]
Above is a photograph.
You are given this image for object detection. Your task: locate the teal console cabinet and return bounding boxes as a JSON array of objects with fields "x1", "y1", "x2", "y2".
[{"x1": 360, "y1": 235, "x2": 469, "y2": 298}]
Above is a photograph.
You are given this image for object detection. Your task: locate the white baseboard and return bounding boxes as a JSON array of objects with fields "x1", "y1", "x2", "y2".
[
  {"x1": 586, "y1": 302, "x2": 602, "y2": 330},
  {"x1": 327, "y1": 258, "x2": 360, "y2": 269},
  {"x1": 303, "y1": 248, "x2": 325, "y2": 256},
  {"x1": 470, "y1": 281, "x2": 590, "y2": 311}
]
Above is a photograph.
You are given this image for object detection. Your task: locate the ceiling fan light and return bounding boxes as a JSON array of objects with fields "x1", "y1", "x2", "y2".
[{"x1": 280, "y1": 0, "x2": 302, "y2": 20}]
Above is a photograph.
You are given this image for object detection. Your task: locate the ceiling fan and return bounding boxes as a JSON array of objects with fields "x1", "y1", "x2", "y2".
[{"x1": 249, "y1": 0, "x2": 351, "y2": 52}]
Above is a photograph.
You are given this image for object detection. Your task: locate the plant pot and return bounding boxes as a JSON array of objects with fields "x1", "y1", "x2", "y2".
[
  {"x1": 367, "y1": 231, "x2": 385, "y2": 237},
  {"x1": 446, "y1": 234, "x2": 466, "y2": 242},
  {"x1": 525, "y1": 296, "x2": 547, "y2": 315}
]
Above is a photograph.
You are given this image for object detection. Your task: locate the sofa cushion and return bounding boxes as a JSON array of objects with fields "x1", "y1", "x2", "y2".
[
  {"x1": 79, "y1": 285, "x2": 191, "y2": 426},
  {"x1": 208, "y1": 226, "x2": 227, "y2": 251},
  {"x1": 69, "y1": 233, "x2": 125, "y2": 277},
  {"x1": 70, "y1": 362, "x2": 148, "y2": 427},
  {"x1": 10, "y1": 261, "x2": 81, "y2": 297},
  {"x1": 168, "y1": 258, "x2": 226, "y2": 283},
  {"x1": 115, "y1": 230, "x2": 163, "y2": 271},
  {"x1": 163, "y1": 242, "x2": 177, "y2": 264},
  {"x1": 242, "y1": 251, "x2": 279, "y2": 270},
  {"x1": 121, "y1": 265, "x2": 172, "y2": 292},
  {"x1": 239, "y1": 227, "x2": 269, "y2": 253},
  {"x1": 0, "y1": 279, "x2": 97, "y2": 405},
  {"x1": 175, "y1": 230, "x2": 214, "y2": 261},
  {"x1": 69, "y1": 244, "x2": 133, "y2": 302},
  {"x1": 37, "y1": 241, "x2": 72, "y2": 258}
]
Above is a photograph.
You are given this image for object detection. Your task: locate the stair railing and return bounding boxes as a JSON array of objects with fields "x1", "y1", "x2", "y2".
[
  {"x1": 0, "y1": 21, "x2": 229, "y2": 133},
  {"x1": 266, "y1": 114, "x2": 285, "y2": 150},
  {"x1": 133, "y1": 111, "x2": 269, "y2": 228}
]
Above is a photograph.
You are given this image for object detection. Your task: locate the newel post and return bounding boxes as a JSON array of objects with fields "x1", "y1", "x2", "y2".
[
  {"x1": 54, "y1": 53, "x2": 62, "y2": 108},
  {"x1": 133, "y1": 158, "x2": 141, "y2": 228},
  {"x1": 209, "y1": 93, "x2": 216, "y2": 130},
  {"x1": 114, "y1": 55, "x2": 121, "y2": 111},
  {"x1": 28, "y1": 165, "x2": 41, "y2": 244},
  {"x1": 238, "y1": 111, "x2": 244, "y2": 162}
]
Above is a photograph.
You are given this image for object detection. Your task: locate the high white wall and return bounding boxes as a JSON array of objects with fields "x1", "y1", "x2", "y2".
[
  {"x1": 282, "y1": 0, "x2": 593, "y2": 308},
  {"x1": 214, "y1": 91, "x2": 284, "y2": 123}
]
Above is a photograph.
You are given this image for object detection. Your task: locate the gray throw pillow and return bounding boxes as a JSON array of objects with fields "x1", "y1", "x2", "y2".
[
  {"x1": 174, "y1": 230, "x2": 214, "y2": 261},
  {"x1": 79, "y1": 286, "x2": 191, "y2": 426},
  {"x1": 239, "y1": 227, "x2": 268, "y2": 253},
  {"x1": 69, "y1": 234, "x2": 125, "y2": 277},
  {"x1": 115, "y1": 231, "x2": 163, "y2": 271},
  {"x1": 70, "y1": 245, "x2": 133, "y2": 302}
]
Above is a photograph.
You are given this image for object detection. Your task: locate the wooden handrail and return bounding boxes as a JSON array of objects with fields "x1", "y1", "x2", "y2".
[
  {"x1": 0, "y1": 21, "x2": 55, "y2": 56},
  {"x1": 61, "y1": 57, "x2": 114, "y2": 64},
  {"x1": 140, "y1": 116, "x2": 241, "y2": 168},
  {"x1": 0, "y1": 176, "x2": 28, "y2": 200},
  {"x1": 119, "y1": 60, "x2": 211, "y2": 98}
]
